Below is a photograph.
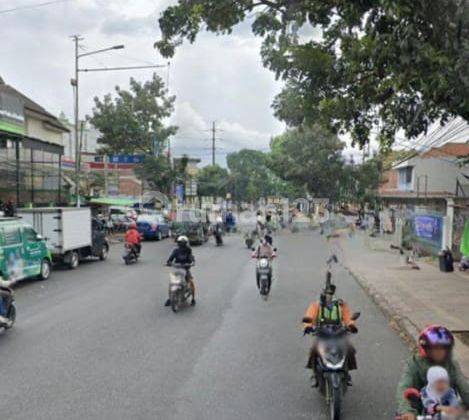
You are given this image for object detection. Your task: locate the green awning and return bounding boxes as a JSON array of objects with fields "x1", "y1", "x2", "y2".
[{"x1": 89, "y1": 197, "x2": 138, "y2": 207}]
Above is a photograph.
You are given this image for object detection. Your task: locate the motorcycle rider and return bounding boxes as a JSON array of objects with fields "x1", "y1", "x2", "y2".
[
  {"x1": 165, "y1": 236, "x2": 196, "y2": 306},
  {"x1": 303, "y1": 282, "x2": 358, "y2": 386},
  {"x1": 0, "y1": 272, "x2": 15, "y2": 327},
  {"x1": 252, "y1": 237, "x2": 276, "y2": 289},
  {"x1": 396, "y1": 325, "x2": 469, "y2": 419},
  {"x1": 124, "y1": 222, "x2": 142, "y2": 256}
]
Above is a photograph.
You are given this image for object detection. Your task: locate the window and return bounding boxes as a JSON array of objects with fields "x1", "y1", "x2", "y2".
[
  {"x1": 2, "y1": 226, "x2": 21, "y2": 245},
  {"x1": 398, "y1": 166, "x2": 413, "y2": 190},
  {"x1": 23, "y1": 227, "x2": 38, "y2": 242}
]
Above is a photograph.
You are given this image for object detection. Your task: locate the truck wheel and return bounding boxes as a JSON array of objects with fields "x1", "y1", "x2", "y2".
[
  {"x1": 68, "y1": 251, "x2": 79, "y2": 269},
  {"x1": 99, "y1": 244, "x2": 109, "y2": 261},
  {"x1": 38, "y1": 259, "x2": 52, "y2": 280}
]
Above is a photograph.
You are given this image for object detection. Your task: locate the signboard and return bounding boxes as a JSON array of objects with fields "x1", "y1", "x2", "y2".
[
  {"x1": 94, "y1": 155, "x2": 144, "y2": 164},
  {"x1": 0, "y1": 91, "x2": 25, "y2": 135},
  {"x1": 413, "y1": 215, "x2": 443, "y2": 250}
]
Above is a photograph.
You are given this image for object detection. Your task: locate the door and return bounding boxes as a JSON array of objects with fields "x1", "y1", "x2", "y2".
[
  {"x1": 22, "y1": 226, "x2": 43, "y2": 278},
  {"x1": 91, "y1": 218, "x2": 106, "y2": 255},
  {"x1": 1, "y1": 225, "x2": 27, "y2": 281}
]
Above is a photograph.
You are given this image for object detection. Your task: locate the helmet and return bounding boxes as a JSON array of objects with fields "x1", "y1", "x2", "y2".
[
  {"x1": 418, "y1": 325, "x2": 454, "y2": 358},
  {"x1": 129, "y1": 222, "x2": 137, "y2": 230},
  {"x1": 177, "y1": 235, "x2": 189, "y2": 245}
]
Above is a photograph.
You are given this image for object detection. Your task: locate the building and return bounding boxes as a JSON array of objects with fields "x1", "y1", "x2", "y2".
[
  {"x1": 379, "y1": 142, "x2": 469, "y2": 256},
  {"x1": 0, "y1": 78, "x2": 69, "y2": 206},
  {"x1": 173, "y1": 156, "x2": 201, "y2": 205}
]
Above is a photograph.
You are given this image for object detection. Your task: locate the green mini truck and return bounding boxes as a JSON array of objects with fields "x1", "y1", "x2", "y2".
[{"x1": 0, "y1": 218, "x2": 52, "y2": 281}]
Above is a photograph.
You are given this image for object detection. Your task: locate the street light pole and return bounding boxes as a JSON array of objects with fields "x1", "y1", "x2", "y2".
[
  {"x1": 72, "y1": 35, "x2": 82, "y2": 207},
  {"x1": 70, "y1": 36, "x2": 125, "y2": 207}
]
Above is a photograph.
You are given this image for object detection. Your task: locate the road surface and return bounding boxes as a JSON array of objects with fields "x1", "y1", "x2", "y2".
[{"x1": 0, "y1": 231, "x2": 408, "y2": 420}]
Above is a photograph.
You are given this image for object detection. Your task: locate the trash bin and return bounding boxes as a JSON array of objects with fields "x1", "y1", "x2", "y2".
[{"x1": 439, "y1": 249, "x2": 454, "y2": 272}]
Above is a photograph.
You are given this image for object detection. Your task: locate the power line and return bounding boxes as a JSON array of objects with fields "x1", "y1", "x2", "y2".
[{"x1": 0, "y1": 0, "x2": 72, "y2": 15}]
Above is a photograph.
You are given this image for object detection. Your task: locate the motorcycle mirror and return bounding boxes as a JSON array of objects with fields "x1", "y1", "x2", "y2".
[
  {"x1": 251, "y1": 248, "x2": 255, "y2": 251},
  {"x1": 403, "y1": 388, "x2": 421, "y2": 405},
  {"x1": 302, "y1": 317, "x2": 313, "y2": 324},
  {"x1": 351, "y1": 312, "x2": 361, "y2": 321},
  {"x1": 273, "y1": 248, "x2": 277, "y2": 252}
]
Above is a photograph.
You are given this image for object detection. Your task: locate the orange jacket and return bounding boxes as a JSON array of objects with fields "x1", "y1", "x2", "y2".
[
  {"x1": 302, "y1": 300, "x2": 355, "y2": 329},
  {"x1": 125, "y1": 228, "x2": 141, "y2": 245}
]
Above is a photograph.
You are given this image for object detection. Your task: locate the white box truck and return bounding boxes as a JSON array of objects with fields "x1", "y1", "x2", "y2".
[{"x1": 18, "y1": 207, "x2": 109, "y2": 269}]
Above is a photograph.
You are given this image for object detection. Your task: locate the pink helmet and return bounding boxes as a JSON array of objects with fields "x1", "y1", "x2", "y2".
[{"x1": 418, "y1": 325, "x2": 454, "y2": 358}]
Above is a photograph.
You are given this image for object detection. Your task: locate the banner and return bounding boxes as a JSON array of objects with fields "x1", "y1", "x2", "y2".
[
  {"x1": 413, "y1": 215, "x2": 443, "y2": 250},
  {"x1": 0, "y1": 91, "x2": 25, "y2": 135}
]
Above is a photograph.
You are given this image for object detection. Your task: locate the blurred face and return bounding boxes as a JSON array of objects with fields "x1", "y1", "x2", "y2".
[
  {"x1": 433, "y1": 378, "x2": 450, "y2": 394},
  {"x1": 429, "y1": 346, "x2": 449, "y2": 363},
  {"x1": 324, "y1": 292, "x2": 334, "y2": 305}
]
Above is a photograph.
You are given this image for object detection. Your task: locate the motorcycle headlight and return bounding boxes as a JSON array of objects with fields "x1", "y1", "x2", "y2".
[
  {"x1": 259, "y1": 259, "x2": 269, "y2": 268},
  {"x1": 169, "y1": 273, "x2": 182, "y2": 285},
  {"x1": 317, "y1": 342, "x2": 346, "y2": 369}
]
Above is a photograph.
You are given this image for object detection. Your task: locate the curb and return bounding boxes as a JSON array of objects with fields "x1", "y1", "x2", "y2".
[{"x1": 345, "y1": 265, "x2": 419, "y2": 351}]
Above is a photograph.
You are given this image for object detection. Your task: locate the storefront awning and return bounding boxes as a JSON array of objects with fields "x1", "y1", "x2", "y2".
[{"x1": 89, "y1": 197, "x2": 139, "y2": 207}]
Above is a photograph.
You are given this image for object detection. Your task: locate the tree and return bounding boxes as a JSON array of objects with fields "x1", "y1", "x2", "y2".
[
  {"x1": 268, "y1": 125, "x2": 344, "y2": 200},
  {"x1": 226, "y1": 149, "x2": 302, "y2": 202},
  {"x1": 89, "y1": 73, "x2": 177, "y2": 154},
  {"x1": 197, "y1": 164, "x2": 230, "y2": 198},
  {"x1": 157, "y1": 0, "x2": 469, "y2": 147},
  {"x1": 134, "y1": 156, "x2": 174, "y2": 194}
]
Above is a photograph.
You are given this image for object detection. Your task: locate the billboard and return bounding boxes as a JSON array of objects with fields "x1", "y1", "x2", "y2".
[
  {"x1": 413, "y1": 215, "x2": 443, "y2": 251},
  {"x1": 0, "y1": 91, "x2": 25, "y2": 135}
]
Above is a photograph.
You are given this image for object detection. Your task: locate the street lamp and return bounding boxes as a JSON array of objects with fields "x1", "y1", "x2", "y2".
[{"x1": 71, "y1": 36, "x2": 125, "y2": 207}]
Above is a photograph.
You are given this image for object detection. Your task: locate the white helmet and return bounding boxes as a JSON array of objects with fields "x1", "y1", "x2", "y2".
[{"x1": 177, "y1": 235, "x2": 189, "y2": 245}]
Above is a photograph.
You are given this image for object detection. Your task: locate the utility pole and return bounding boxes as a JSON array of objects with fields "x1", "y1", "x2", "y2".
[
  {"x1": 211, "y1": 121, "x2": 217, "y2": 166},
  {"x1": 70, "y1": 35, "x2": 165, "y2": 206},
  {"x1": 71, "y1": 34, "x2": 83, "y2": 207}
]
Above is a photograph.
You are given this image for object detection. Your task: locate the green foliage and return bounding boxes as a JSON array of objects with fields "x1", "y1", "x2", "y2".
[
  {"x1": 134, "y1": 156, "x2": 174, "y2": 194},
  {"x1": 227, "y1": 149, "x2": 302, "y2": 202},
  {"x1": 268, "y1": 125, "x2": 345, "y2": 200},
  {"x1": 89, "y1": 73, "x2": 177, "y2": 154},
  {"x1": 197, "y1": 164, "x2": 230, "y2": 198},
  {"x1": 157, "y1": 0, "x2": 469, "y2": 147}
]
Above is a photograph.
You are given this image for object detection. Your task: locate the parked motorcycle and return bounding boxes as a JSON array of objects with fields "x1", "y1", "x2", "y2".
[
  {"x1": 0, "y1": 286, "x2": 16, "y2": 330},
  {"x1": 123, "y1": 243, "x2": 140, "y2": 265},
  {"x1": 167, "y1": 263, "x2": 194, "y2": 313},
  {"x1": 303, "y1": 313, "x2": 360, "y2": 420}
]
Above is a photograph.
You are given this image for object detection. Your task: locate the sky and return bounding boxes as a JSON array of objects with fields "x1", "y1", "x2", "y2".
[{"x1": 0, "y1": 0, "x2": 286, "y2": 165}]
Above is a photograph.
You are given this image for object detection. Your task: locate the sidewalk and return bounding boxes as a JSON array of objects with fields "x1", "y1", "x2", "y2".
[{"x1": 340, "y1": 232, "x2": 469, "y2": 376}]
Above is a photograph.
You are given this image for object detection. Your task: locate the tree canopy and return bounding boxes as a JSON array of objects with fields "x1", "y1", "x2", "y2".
[
  {"x1": 157, "y1": 0, "x2": 469, "y2": 147},
  {"x1": 268, "y1": 125, "x2": 345, "y2": 200},
  {"x1": 197, "y1": 164, "x2": 230, "y2": 198},
  {"x1": 89, "y1": 73, "x2": 177, "y2": 154}
]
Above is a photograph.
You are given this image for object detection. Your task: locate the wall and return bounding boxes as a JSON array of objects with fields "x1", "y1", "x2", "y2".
[{"x1": 26, "y1": 117, "x2": 63, "y2": 146}]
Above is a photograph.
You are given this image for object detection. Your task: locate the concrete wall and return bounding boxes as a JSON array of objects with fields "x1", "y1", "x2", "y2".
[
  {"x1": 26, "y1": 118, "x2": 63, "y2": 146},
  {"x1": 395, "y1": 156, "x2": 469, "y2": 195}
]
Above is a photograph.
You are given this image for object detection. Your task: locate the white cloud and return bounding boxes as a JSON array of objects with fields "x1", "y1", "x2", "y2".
[{"x1": 0, "y1": 0, "x2": 283, "y2": 166}]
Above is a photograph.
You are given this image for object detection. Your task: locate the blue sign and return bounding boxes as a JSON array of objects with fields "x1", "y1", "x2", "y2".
[
  {"x1": 413, "y1": 215, "x2": 443, "y2": 248},
  {"x1": 94, "y1": 155, "x2": 145, "y2": 164}
]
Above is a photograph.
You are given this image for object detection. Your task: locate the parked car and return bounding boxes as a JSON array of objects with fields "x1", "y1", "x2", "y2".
[
  {"x1": 137, "y1": 214, "x2": 170, "y2": 240},
  {"x1": 0, "y1": 217, "x2": 52, "y2": 281}
]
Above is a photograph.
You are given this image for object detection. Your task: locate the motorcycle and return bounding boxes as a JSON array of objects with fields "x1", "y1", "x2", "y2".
[
  {"x1": 0, "y1": 286, "x2": 16, "y2": 330},
  {"x1": 167, "y1": 263, "x2": 194, "y2": 313},
  {"x1": 214, "y1": 226, "x2": 223, "y2": 246},
  {"x1": 123, "y1": 242, "x2": 140, "y2": 265},
  {"x1": 252, "y1": 251, "x2": 276, "y2": 299},
  {"x1": 396, "y1": 388, "x2": 469, "y2": 419},
  {"x1": 303, "y1": 314, "x2": 360, "y2": 420},
  {"x1": 244, "y1": 230, "x2": 256, "y2": 249}
]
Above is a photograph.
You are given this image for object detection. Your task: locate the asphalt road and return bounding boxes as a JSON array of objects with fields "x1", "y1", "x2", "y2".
[{"x1": 0, "y1": 231, "x2": 408, "y2": 420}]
